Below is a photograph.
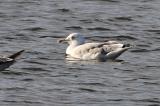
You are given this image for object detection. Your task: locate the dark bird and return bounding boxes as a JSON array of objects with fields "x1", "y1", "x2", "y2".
[{"x1": 0, "y1": 50, "x2": 25, "y2": 70}]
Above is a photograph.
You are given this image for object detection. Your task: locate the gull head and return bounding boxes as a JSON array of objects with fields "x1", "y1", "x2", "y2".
[{"x1": 58, "y1": 33, "x2": 85, "y2": 45}]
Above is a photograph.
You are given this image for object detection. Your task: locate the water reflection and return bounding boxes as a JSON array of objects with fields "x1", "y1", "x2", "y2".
[{"x1": 65, "y1": 55, "x2": 125, "y2": 64}]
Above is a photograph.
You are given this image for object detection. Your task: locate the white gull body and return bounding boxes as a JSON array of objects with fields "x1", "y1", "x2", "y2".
[{"x1": 58, "y1": 33, "x2": 130, "y2": 61}]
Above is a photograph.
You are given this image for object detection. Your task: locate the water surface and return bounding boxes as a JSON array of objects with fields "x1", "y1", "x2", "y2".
[{"x1": 0, "y1": 0, "x2": 160, "y2": 106}]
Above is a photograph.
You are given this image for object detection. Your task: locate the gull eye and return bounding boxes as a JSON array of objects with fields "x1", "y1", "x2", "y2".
[{"x1": 71, "y1": 36, "x2": 75, "y2": 40}]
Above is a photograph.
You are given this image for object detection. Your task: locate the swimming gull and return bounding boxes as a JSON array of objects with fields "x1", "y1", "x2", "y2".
[
  {"x1": 58, "y1": 33, "x2": 131, "y2": 61},
  {"x1": 0, "y1": 50, "x2": 25, "y2": 70}
]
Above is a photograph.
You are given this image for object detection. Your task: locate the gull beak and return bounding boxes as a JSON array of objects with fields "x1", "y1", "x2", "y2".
[{"x1": 57, "y1": 38, "x2": 68, "y2": 43}]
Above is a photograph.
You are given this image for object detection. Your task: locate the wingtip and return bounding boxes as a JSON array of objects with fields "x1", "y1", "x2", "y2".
[
  {"x1": 122, "y1": 44, "x2": 130, "y2": 48},
  {"x1": 8, "y1": 50, "x2": 25, "y2": 60},
  {"x1": 122, "y1": 43, "x2": 134, "y2": 49}
]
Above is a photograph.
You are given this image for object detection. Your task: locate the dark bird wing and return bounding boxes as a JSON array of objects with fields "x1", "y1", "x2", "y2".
[
  {"x1": 0, "y1": 57, "x2": 13, "y2": 64},
  {"x1": 8, "y1": 50, "x2": 25, "y2": 59},
  {"x1": 0, "y1": 50, "x2": 25, "y2": 70}
]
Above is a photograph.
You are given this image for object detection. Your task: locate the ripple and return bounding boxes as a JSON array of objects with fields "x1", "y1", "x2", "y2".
[
  {"x1": 2, "y1": 100, "x2": 43, "y2": 104},
  {"x1": 114, "y1": 68, "x2": 135, "y2": 72},
  {"x1": 15, "y1": 33, "x2": 25, "y2": 37},
  {"x1": 21, "y1": 78, "x2": 34, "y2": 81},
  {"x1": 107, "y1": 35, "x2": 137, "y2": 40},
  {"x1": 20, "y1": 100, "x2": 43, "y2": 104},
  {"x1": 19, "y1": 19, "x2": 36, "y2": 23},
  {"x1": 148, "y1": 104, "x2": 160, "y2": 106},
  {"x1": 77, "y1": 82, "x2": 106, "y2": 86},
  {"x1": 13, "y1": 1, "x2": 39, "y2": 4},
  {"x1": 87, "y1": 35, "x2": 137, "y2": 41},
  {"x1": 108, "y1": 16, "x2": 133, "y2": 22},
  {"x1": 87, "y1": 27, "x2": 111, "y2": 31},
  {"x1": 57, "y1": 8, "x2": 70, "y2": 13},
  {"x1": 1, "y1": 71, "x2": 27, "y2": 75},
  {"x1": 2, "y1": 36, "x2": 15, "y2": 40},
  {"x1": 132, "y1": 98, "x2": 160, "y2": 104},
  {"x1": 78, "y1": 88, "x2": 97, "y2": 92},
  {"x1": 130, "y1": 48, "x2": 150, "y2": 53},
  {"x1": 143, "y1": 82, "x2": 159, "y2": 85},
  {"x1": 151, "y1": 47, "x2": 160, "y2": 51},
  {"x1": 39, "y1": 35, "x2": 63, "y2": 38},
  {"x1": 136, "y1": 44, "x2": 151, "y2": 47},
  {"x1": 4, "y1": 87, "x2": 27, "y2": 91},
  {"x1": 2, "y1": 100, "x2": 17, "y2": 103},
  {"x1": 13, "y1": 33, "x2": 35, "y2": 41},
  {"x1": 21, "y1": 67, "x2": 51, "y2": 72},
  {"x1": 0, "y1": 12, "x2": 7, "y2": 18},
  {"x1": 24, "y1": 27, "x2": 45, "y2": 31},
  {"x1": 83, "y1": 0, "x2": 119, "y2": 2},
  {"x1": 144, "y1": 29, "x2": 160, "y2": 34},
  {"x1": 24, "y1": 60, "x2": 47, "y2": 65},
  {"x1": 107, "y1": 99, "x2": 124, "y2": 101},
  {"x1": 79, "y1": 19, "x2": 93, "y2": 23},
  {"x1": 26, "y1": 51, "x2": 44, "y2": 55},
  {"x1": 65, "y1": 26, "x2": 83, "y2": 30}
]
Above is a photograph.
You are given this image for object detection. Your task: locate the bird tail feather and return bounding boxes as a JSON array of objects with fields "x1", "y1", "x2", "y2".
[{"x1": 106, "y1": 48, "x2": 129, "y2": 60}]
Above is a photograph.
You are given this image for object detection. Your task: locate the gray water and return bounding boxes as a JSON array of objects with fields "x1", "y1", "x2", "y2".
[{"x1": 0, "y1": 0, "x2": 160, "y2": 106}]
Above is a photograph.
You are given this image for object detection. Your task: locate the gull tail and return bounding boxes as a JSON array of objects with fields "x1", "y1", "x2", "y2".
[
  {"x1": 122, "y1": 43, "x2": 131, "y2": 48},
  {"x1": 8, "y1": 50, "x2": 25, "y2": 60},
  {"x1": 122, "y1": 43, "x2": 134, "y2": 49},
  {"x1": 106, "y1": 47, "x2": 130, "y2": 60}
]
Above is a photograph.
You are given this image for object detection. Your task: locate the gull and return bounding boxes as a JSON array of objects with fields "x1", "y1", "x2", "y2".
[
  {"x1": 0, "y1": 50, "x2": 25, "y2": 70},
  {"x1": 58, "y1": 33, "x2": 131, "y2": 61}
]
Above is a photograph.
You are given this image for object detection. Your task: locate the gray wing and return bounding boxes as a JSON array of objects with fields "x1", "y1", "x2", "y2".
[
  {"x1": 103, "y1": 43, "x2": 124, "y2": 52},
  {"x1": 74, "y1": 43, "x2": 106, "y2": 54},
  {"x1": 73, "y1": 41, "x2": 124, "y2": 55},
  {"x1": 102, "y1": 41, "x2": 131, "y2": 59},
  {"x1": 69, "y1": 42, "x2": 108, "y2": 60},
  {"x1": 71, "y1": 41, "x2": 130, "y2": 60}
]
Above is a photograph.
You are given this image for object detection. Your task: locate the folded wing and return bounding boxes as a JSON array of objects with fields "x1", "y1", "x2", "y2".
[{"x1": 70, "y1": 41, "x2": 130, "y2": 60}]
